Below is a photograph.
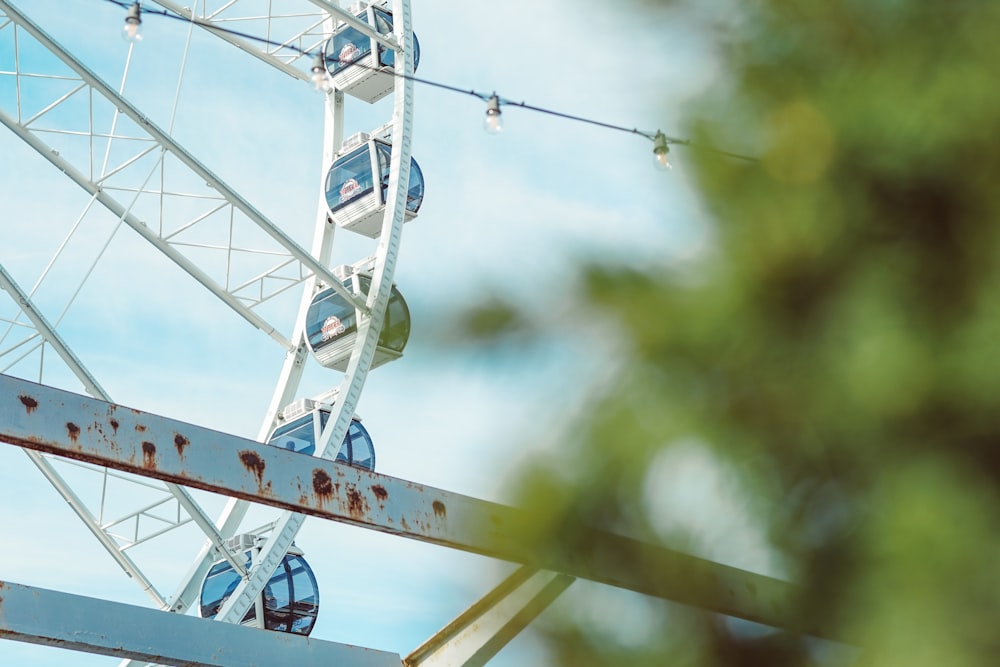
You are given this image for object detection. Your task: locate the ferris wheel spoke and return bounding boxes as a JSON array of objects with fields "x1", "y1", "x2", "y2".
[
  {"x1": 144, "y1": 0, "x2": 396, "y2": 83},
  {"x1": 0, "y1": 264, "x2": 108, "y2": 398},
  {"x1": 150, "y1": 0, "x2": 325, "y2": 78},
  {"x1": 146, "y1": 0, "x2": 398, "y2": 81},
  {"x1": 1, "y1": 261, "x2": 252, "y2": 603},
  {"x1": 0, "y1": 1, "x2": 366, "y2": 347},
  {"x1": 0, "y1": 273, "x2": 173, "y2": 605},
  {"x1": 23, "y1": 451, "x2": 170, "y2": 608}
]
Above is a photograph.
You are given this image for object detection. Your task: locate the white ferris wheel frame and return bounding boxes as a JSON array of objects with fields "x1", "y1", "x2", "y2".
[{"x1": 0, "y1": 0, "x2": 415, "y2": 642}]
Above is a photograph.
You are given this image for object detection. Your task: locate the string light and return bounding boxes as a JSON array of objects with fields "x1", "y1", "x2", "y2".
[
  {"x1": 122, "y1": 2, "x2": 142, "y2": 43},
  {"x1": 483, "y1": 94, "x2": 503, "y2": 135},
  {"x1": 652, "y1": 131, "x2": 671, "y2": 171},
  {"x1": 311, "y1": 54, "x2": 331, "y2": 93},
  {"x1": 105, "y1": 0, "x2": 758, "y2": 167}
]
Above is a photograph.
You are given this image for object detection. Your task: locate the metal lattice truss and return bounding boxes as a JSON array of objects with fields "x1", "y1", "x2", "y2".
[
  {"x1": 0, "y1": 264, "x2": 247, "y2": 608},
  {"x1": 0, "y1": 1, "x2": 366, "y2": 353},
  {"x1": 145, "y1": 0, "x2": 399, "y2": 82}
]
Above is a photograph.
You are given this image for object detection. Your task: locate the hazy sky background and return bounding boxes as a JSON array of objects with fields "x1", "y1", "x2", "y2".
[{"x1": 0, "y1": 1, "x2": 770, "y2": 664}]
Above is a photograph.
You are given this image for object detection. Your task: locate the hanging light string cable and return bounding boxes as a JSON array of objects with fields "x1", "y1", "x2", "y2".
[{"x1": 104, "y1": 0, "x2": 759, "y2": 164}]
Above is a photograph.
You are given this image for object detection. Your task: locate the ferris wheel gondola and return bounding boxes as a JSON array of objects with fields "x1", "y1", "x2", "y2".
[
  {"x1": 305, "y1": 267, "x2": 411, "y2": 372},
  {"x1": 323, "y1": 1, "x2": 421, "y2": 103},
  {"x1": 200, "y1": 536, "x2": 320, "y2": 636},
  {"x1": 266, "y1": 400, "x2": 376, "y2": 470},
  {"x1": 326, "y1": 130, "x2": 425, "y2": 238}
]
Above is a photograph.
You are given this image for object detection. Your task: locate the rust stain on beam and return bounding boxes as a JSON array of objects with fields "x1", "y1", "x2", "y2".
[
  {"x1": 174, "y1": 433, "x2": 189, "y2": 457},
  {"x1": 141, "y1": 441, "x2": 157, "y2": 469},
  {"x1": 19, "y1": 395, "x2": 38, "y2": 413}
]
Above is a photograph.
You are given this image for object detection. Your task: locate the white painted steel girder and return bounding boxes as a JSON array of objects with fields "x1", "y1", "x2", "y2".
[
  {"x1": 405, "y1": 566, "x2": 575, "y2": 667},
  {"x1": 0, "y1": 579, "x2": 400, "y2": 667},
  {"x1": 0, "y1": 374, "x2": 818, "y2": 638}
]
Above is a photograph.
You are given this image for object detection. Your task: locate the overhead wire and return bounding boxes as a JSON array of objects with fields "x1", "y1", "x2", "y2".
[{"x1": 102, "y1": 0, "x2": 759, "y2": 163}]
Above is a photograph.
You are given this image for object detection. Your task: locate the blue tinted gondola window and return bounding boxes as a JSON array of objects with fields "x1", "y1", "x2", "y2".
[
  {"x1": 375, "y1": 142, "x2": 424, "y2": 214},
  {"x1": 326, "y1": 19, "x2": 371, "y2": 75},
  {"x1": 326, "y1": 145, "x2": 374, "y2": 212},
  {"x1": 257, "y1": 555, "x2": 319, "y2": 634},
  {"x1": 268, "y1": 414, "x2": 316, "y2": 456},
  {"x1": 376, "y1": 142, "x2": 390, "y2": 202},
  {"x1": 334, "y1": 438, "x2": 352, "y2": 465},
  {"x1": 373, "y1": 8, "x2": 394, "y2": 67},
  {"x1": 287, "y1": 556, "x2": 320, "y2": 633},
  {"x1": 200, "y1": 553, "x2": 253, "y2": 621},
  {"x1": 357, "y1": 275, "x2": 410, "y2": 352},
  {"x1": 337, "y1": 420, "x2": 376, "y2": 470},
  {"x1": 407, "y1": 158, "x2": 425, "y2": 213},
  {"x1": 372, "y1": 8, "x2": 421, "y2": 71},
  {"x1": 313, "y1": 410, "x2": 370, "y2": 468},
  {"x1": 306, "y1": 286, "x2": 359, "y2": 351},
  {"x1": 267, "y1": 410, "x2": 374, "y2": 470},
  {"x1": 200, "y1": 552, "x2": 319, "y2": 636},
  {"x1": 266, "y1": 575, "x2": 292, "y2": 632},
  {"x1": 349, "y1": 421, "x2": 376, "y2": 469}
]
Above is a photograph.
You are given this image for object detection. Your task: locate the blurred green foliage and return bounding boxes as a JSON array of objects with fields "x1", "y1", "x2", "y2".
[{"x1": 475, "y1": 2, "x2": 1000, "y2": 665}]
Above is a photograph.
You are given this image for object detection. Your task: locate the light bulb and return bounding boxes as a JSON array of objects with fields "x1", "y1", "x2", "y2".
[
  {"x1": 653, "y1": 148, "x2": 671, "y2": 171},
  {"x1": 311, "y1": 55, "x2": 331, "y2": 93},
  {"x1": 652, "y1": 131, "x2": 671, "y2": 171},
  {"x1": 484, "y1": 94, "x2": 503, "y2": 135},
  {"x1": 122, "y1": 2, "x2": 143, "y2": 43}
]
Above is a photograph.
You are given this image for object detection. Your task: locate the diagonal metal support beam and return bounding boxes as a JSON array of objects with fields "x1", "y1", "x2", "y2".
[
  {"x1": 0, "y1": 263, "x2": 247, "y2": 600},
  {"x1": 0, "y1": 579, "x2": 401, "y2": 667},
  {"x1": 147, "y1": 0, "x2": 316, "y2": 82},
  {"x1": 0, "y1": 263, "x2": 248, "y2": 583},
  {"x1": 0, "y1": 0, "x2": 367, "y2": 319},
  {"x1": 146, "y1": 0, "x2": 400, "y2": 82},
  {"x1": 405, "y1": 566, "x2": 574, "y2": 667},
  {"x1": 0, "y1": 374, "x2": 831, "y2": 640},
  {"x1": 0, "y1": 113, "x2": 291, "y2": 349},
  {"x1": 0, "y1": 264, "x2": 107, "y2": 399},
  {"x1": 307, "y1": 0, "x2": 401, "y2": 50}
]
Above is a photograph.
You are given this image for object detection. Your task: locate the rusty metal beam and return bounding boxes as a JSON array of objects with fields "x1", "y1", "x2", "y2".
[
  {"x1": 0, "y1": 374, "x2": 819, "y2": 637},
  {"x1": 0, "y1": 579, "x2": 400, "y2": 666}
]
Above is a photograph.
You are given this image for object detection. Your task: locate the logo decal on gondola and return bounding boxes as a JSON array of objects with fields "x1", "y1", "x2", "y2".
[
  {"x1": 339, "y1": 178, "x2": 362, "y2": 203},
  {"x1": 339, "y1": 42, "x2": 361, "y2": 64},
  {"x1": 321, "y1": 315, "x2": 346, "y2": 341}
]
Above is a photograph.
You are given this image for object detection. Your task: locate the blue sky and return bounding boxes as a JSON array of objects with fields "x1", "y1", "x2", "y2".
[{"x1": 0, "y1": 1, "x2": 776, "y2": 664}]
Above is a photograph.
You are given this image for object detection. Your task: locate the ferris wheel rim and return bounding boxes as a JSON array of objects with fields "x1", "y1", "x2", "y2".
[
  {"x1": 208, "y1": 0, "x2": 418, "y2": 627},
  {"x1": 0, "y1": 0, "x2": 420, "y2": 637}
]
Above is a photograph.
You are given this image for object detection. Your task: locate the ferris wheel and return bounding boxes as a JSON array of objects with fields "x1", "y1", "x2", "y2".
[{"x1": 0, "y1": 0, "x2": 419, "y2": 651}]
